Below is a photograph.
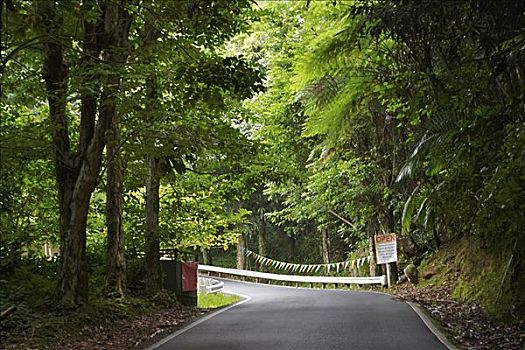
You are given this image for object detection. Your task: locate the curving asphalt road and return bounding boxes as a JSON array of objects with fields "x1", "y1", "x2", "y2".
[{"x1": 150, "y1": 279, "x2": 447, "y2": 350}]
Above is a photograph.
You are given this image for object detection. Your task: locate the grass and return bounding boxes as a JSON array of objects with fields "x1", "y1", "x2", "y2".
[{"x1": 197, "y1": 292, "x2": 241, "y2": 309}]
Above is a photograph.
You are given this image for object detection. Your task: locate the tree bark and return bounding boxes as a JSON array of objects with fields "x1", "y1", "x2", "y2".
[
  {"x1": 144, "y1": 155, "x2": 162, "y2": 296},
  {"x1": 257, "y1": 222, "x2": 266, "y2": 271},
  {"x1": 236, "y1": 234, "x2": 246, "y2": 270},
  {"x1": 321, "y1": 228, "x2": 330, "y2": 265},
  {"x1": 37, "y1": 0, "x2": 132, "y2": 308},
  {"x1": 103, "y1": 1, "x2": 132, "y2": 298},
  {"x1": 141, "y1": 11, "x2": 163, "y2": 297},
  {"x1": 38, "y1": 0, "x2": 86, "y2": 308},
  {"x1": 106, "y1": 117, "x2": 126, "y2": 297},
  {"x1": 368, "y1": 218, "x2": 380, "y2": 277},
  {"x1": 384, "y1": 206, "x2": 399, "y2": 283},
  {"x1": 201, "y1": 248, "x2": 212, "y2": 265},
  {"x1": 288, "y1": 235, "x2": 296, "y2": 262}
]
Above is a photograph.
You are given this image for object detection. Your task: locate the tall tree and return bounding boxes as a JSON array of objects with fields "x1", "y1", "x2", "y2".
[
  {"x1": 131, "y1": 0, "x2": 263, "y2": 294},
  {"x1": 36, "y1": 0, "x2": 132, "y2": 307},
  {"x1": 142, "y1": 84, "x2": 164, "y2": 295},
  {"x1": 104, "y1": 2, "x2": 132, "y2": 297}
]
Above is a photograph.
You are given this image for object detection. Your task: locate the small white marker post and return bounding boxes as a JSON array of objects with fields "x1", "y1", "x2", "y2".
[{"x1": 375, "y1": 233, "x2": 397, "y2": 288}]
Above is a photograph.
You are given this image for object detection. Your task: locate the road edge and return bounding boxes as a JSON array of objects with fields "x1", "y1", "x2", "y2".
[
  {"x1": 145, "y1": 292, "x2": 252, "y2": 350},
  {"x1": 406, "y1": 301, "x2": 458, "y2": 350}
]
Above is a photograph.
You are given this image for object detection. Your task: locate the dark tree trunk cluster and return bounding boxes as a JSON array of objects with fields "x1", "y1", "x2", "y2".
[
  {"x1": 37, "y1": 0, "x2": 132, "y2": 308},
  {"x1": 144, "y1": 155, "x2": 162, "y2": 296}
]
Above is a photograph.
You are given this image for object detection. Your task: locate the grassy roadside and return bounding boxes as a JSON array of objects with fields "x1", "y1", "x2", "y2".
[{"x1": 197, "y1": 292, "x2": 241, "y2": 309}]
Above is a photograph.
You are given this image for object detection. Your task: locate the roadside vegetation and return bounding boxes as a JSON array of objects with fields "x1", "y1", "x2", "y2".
[{"x1": 1, "y1": 0, "x2": 523, "y2": 349}]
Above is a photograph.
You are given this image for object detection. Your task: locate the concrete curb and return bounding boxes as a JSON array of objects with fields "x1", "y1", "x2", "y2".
[
  {"x1": 407, "y1": 301, "x2": 458, "y2": 350},
  {"x1": 145, "y1": 292, "x2": 252, "y2": 350}
]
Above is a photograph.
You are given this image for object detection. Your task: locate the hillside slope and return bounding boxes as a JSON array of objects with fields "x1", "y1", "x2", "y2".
[{"x1": 394, "y1": 237, "x2": 524, "y2": 349}]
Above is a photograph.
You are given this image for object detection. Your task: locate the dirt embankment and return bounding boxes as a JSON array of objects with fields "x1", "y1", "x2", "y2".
[{"x1": 392, "y1": 238, "x2": 524, "y2": 349}]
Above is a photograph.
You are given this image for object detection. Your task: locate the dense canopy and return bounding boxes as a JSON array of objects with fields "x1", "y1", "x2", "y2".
[{"x1": 1, "y1": 0, "x2": 523, "y2": 327}]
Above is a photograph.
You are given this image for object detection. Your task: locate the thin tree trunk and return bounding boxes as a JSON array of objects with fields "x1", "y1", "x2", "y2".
[
  {"x1": 103, "y1": 1, "x2": 132, "y2": 299},
  {"x1": 37, "y1": 0, "x2": 72, "y2": 255},
  {"x1": 321, "y1": 228, "x2": 330, "y2": 265},
  {"x1": 384, "y1": 206, "x2": 398, "y2": 284},
  {"x1": 144, "y1": 155, "x2": 162, "y2": 295},
  {"x1": 288, "y1": 235, "x2": 296, "y2": 262},
  {"x1": 106, "y1": 117, "x2": 126, "y2": 297},
  {"x1": 236, "y1": 234, "x2": 246, "y2": 270},
  {"x1": 258, "y1": 223, "x2": 267, "y2": 257},
  {"x1": 368, "y1": 218, "x2": 379, "y2": 277},
  {"x1": 257, "y1": 222, "x2": 266, "y2": 271},
  {"x1": 201, "y1": 248, "x2": 212, "y2": 265},
  {"x1": 141, "y1": 11, "x2": 163, "y2": 297},
  {"x1": 433, "y1": 227, "x2": 441, "y2": 248}
]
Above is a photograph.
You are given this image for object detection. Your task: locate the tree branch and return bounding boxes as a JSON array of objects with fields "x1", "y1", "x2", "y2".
[
  {"x1": 329, "y1": 209, "x2": 353, "y2": 226},
  {"x1": 0, "y1": 35, "x2": 45, "y2": 74}
]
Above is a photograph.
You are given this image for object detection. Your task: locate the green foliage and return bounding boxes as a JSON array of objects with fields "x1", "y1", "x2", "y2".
[
  {"x1": 0, "y1": 259, "x2": 58, "y2": 338},
  {"x1": 158, "y1": 172, "x2": 251, "y2": 250},
  {"x1": 234, "y1": 1, "x2": 524, "y2": 316},
  {"x1": 356, "y1": 0, "x2": 525, "y2": 250},
  {"x1": 238, "y1": 1, "x2": 406, "y2": 264},
  {"x1": 1, "y1": 0, "x2": 266, "y2": 306},
  {"x1": 2, "y1": 0, "x2": 524, "y2": 326},
  {"x1": 0, "y1": 103, "x2": 58, "y2": 268}
]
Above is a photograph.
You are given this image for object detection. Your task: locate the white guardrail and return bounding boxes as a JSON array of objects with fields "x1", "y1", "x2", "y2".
[
  {"x1": 198, "y1": 265, "x2": 387, "y2": 287},
  {"x1": 198, "y1": 277, "x2": 225, "y2": 294}
]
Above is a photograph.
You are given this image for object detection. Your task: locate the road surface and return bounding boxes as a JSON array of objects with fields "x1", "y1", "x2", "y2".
[{"x1": 151, "y1": 279, "x2": 447, "y2": 350}]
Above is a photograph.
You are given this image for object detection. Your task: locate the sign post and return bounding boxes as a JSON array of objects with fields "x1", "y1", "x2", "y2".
[{"x1": 374, "y1": 233, "x2": 397, "y2": 288}]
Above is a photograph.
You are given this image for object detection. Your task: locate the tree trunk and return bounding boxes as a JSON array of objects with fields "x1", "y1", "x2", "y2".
[
  {"x1": 201, "y1": 248, "x2": 212, "y2": 265},
  {"x1": 384, "y1": 207, "x2": 399, "y2": 284},
  {"x1": 60, "y1": 190, "x2": 96, "y2": 307},
  {"x1": 141, "y1": 11, "x2": 163, "y2": 297},
  {"x1": 433, "y1": 227, "x2": 441, "y2": 248},
  {"x1": 288, "y1": 233, "x2": 296, "y2": 261},
  {"x1": 38, "y1": 0, "x2": 132, "y2": 308},
  {"x1": 368, "y1": 218, "x2": 379, "y2": 277},
  {"x1": 257, "y1": 222, "x2": 266, "y2": 271},
  {"x1": 106, "y1": 116, "x2": 126, "y2": 297},
  {"x1": 38, "y1": 1, "x2": 88, "y2": 308},
  {"x1": 236, "y1": 234, "x2": 246, "y2": 270},
  {"x1": 321, "y1": 228, "x2": 330, "y2": 265},
  {"x1": 103, "y1": 1, "x2": 132, "y2": 299},
  {"x1": 144, "y1": 155, "x2": 162, "y2": 296}
]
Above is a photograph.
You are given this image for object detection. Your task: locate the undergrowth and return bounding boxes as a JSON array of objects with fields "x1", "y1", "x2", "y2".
[
  {"x1": 0, "y1": 258, "x2": 179, "y2": 349},
  {"x1": 417, "y1": 237, "x2": 523, "y2": 321}
]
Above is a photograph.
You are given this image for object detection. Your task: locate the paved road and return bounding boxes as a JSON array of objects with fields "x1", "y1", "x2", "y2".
[{"x1": 152, "y1": 279, "x2": 447, "y2": 350}]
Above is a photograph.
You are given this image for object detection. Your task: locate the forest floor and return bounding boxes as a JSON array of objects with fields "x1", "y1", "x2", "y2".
[
  {"x1": 0, "y1": 301, "x2": 209, "y2": 350},
  {"x1": 391, "y1": 280, "x2": 525, "y2": 349},
  {"x1": 59, "y1": 304, "x2": 205, "y2": 350}
]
